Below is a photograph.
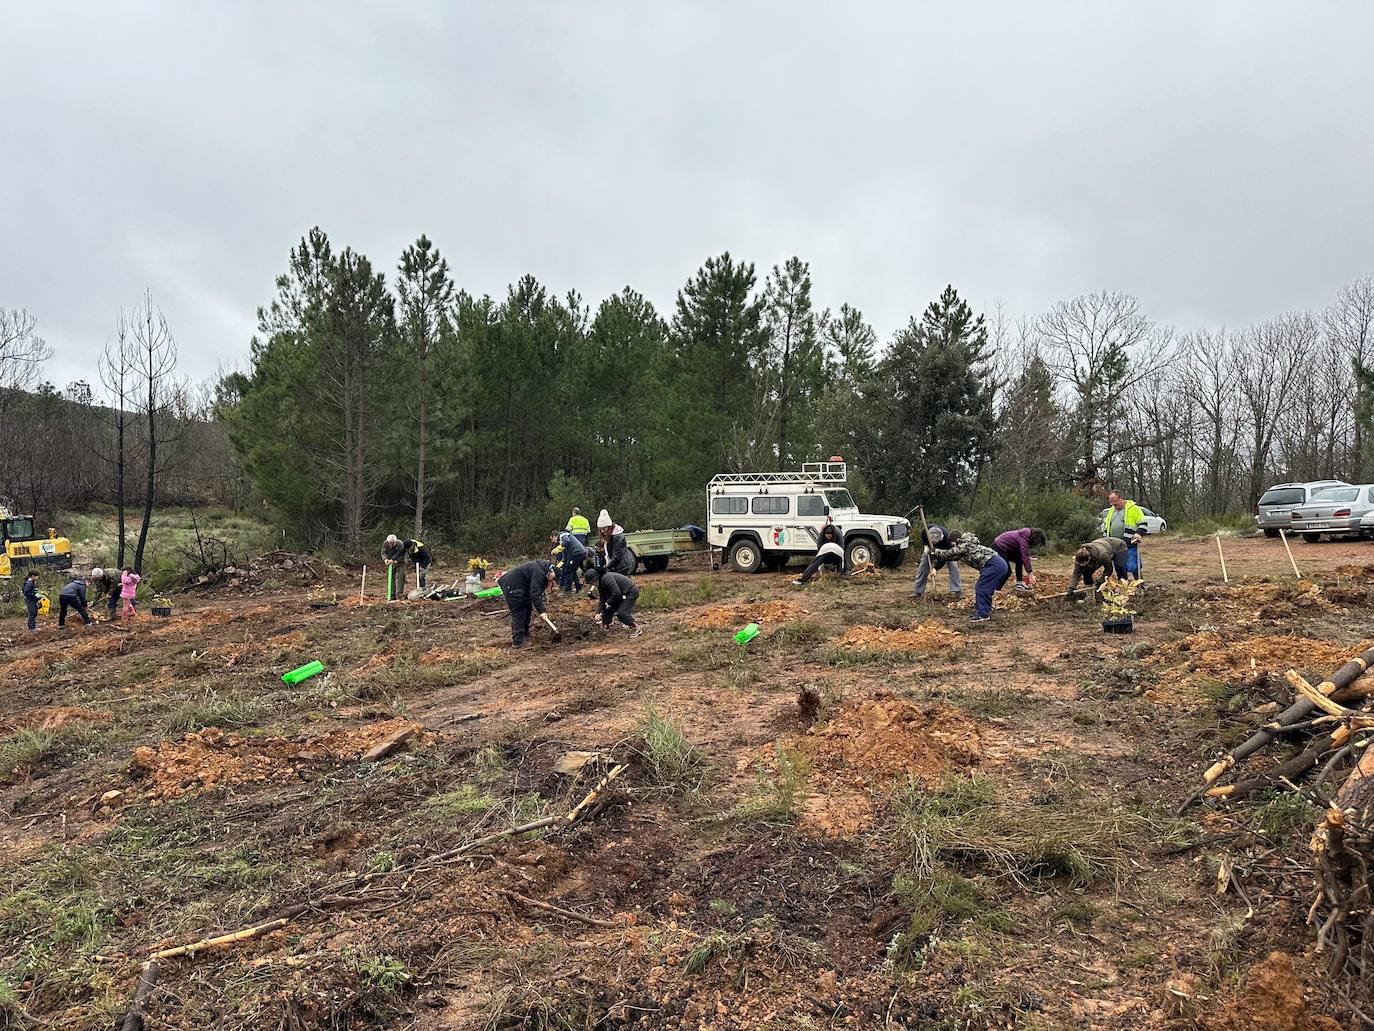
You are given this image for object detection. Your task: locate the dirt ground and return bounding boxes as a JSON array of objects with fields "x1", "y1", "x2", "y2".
[{"x1": 3, "y1": 534, "x2": 1373, "y2": 1029}]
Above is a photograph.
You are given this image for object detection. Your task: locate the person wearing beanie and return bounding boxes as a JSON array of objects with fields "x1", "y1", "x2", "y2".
[
  {"x1": 21, "y1": 571, "x2": 41, "y2": 632},
  {"x1": 589, "y1": 566, "x2": 641, "y2": 636},
  {"x1": 382, "y1": 533, "x2": 433, "y2": 599},
  {"x1": 596, "y1": 511, "x2": 634, "y2": 576},
  {"x1": 910, "y1": 524, "x2": 963, "y2": 600},
  {"x1": 497, "y1": 559, "x2": 557, "y2": 647},
  {"x1": 89, "y1": 567, "x2": 121, "y2": 620}
]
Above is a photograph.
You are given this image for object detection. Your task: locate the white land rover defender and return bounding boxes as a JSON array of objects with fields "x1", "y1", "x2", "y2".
[{"x1": 707, "y1": 461, "x2": 911, "y2": 573}]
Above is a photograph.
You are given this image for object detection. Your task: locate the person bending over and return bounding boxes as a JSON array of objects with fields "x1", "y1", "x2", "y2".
[
  {"x1": 794, "y1": 523, "x2": 844, "y2": 586},
  {"x1": 929, "y1": 530, "x2": 1009, "y2": 624}
]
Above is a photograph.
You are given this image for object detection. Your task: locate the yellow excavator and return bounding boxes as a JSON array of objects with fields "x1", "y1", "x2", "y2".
[{"x1": 0, "y1": 506, "x2": 74, "y2": 577}]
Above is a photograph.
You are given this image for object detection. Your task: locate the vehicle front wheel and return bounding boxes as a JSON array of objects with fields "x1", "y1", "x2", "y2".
[
  {"x1": 844, "y1": 537, "x2": 879, "y2": 569},
  {"x1": 1302, "y1": 533, "x2": 1323, "y2": 544},
  {"x1": 728, "y1": 539, "x2": 764, "y2": 574},
  {"x1": 1263, "y1": 528, "x2": 1279, "y2": 538}
]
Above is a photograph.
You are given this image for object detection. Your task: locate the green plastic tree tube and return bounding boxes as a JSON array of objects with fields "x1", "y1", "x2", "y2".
[
  {"x1": 474, "y1": 586, "x2": 503, "y2": 599},
  {"x1": 734, "y1": 623, "x2": 760, "y2": 645},
  {"x1": 282, "y1": 660, "x2": 324, "y2": 685}
]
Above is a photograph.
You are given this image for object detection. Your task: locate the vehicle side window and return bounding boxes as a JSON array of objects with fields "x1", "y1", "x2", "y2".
[
  {"x1": 750, "y1": 497, "x2": 788, "y2": 515},
  {"x1": 797, "y1": 495, "x2": 825, "y2": 517},
  {"x1": 711, "y1": 497, "x2": 748, "y2": 515}
]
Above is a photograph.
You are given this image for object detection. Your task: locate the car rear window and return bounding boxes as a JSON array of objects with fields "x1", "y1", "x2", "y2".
[
  {"x1": 1311, "y1": 487, "x2": 1360, "y2": 502},
  {"x1": 1258, "y1": 488, "x2": 1303, "y2": 506}
]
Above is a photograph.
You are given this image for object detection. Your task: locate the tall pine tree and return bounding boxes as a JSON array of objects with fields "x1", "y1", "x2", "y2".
[
  {"x1": 879, "y1": 286, "x2": 997, "y2": 512},
  {"x1": 762, "y1": 257, "x2": 825, "y2": 469}
]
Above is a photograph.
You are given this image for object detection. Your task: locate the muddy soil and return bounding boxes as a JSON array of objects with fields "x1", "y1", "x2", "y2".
[{"x1": 2, "y1": 534, "x2": 1372, "y2": 1029}]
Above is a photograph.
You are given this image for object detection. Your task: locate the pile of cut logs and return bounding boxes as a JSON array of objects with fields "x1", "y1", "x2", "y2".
[{"x1": 1190, "y1": 641, "x2": 1374, "y2": 1014}]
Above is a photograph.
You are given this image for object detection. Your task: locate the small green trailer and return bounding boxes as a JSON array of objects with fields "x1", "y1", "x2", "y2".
[{"x1": 623, "y1": 528, "x2": 709, "y2": 573}]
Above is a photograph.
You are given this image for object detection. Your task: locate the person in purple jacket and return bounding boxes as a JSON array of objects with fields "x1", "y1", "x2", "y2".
[{"x1": 993, "y1": 527, "x2": 1046, "y2": 592}]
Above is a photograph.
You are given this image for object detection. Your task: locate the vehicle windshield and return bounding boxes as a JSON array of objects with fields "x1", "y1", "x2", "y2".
[
  {"x1": 823, "y1": 489, "x2": 858, "y2": 511},
  {"x1": 1311, "y1": 487, "x2": 1359, "y2": 503},
  {"x1": 5, "y1": 517, "x2": 35, "y2": 540},
  {"x1": 1258, "y1": 488, "x2": 1304, "y2": 506}
]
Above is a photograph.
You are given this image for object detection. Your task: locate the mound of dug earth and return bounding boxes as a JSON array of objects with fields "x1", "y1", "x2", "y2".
[
  {"x1": 128, "y1": 719, "x2": 427, "y2": 801},
  {"x1": 1210, "y1": 951, "x2": 1342, "y2": 1031},
  {"x1": 1152, "y1": 632, "x2": 1358, "y2": 685},
  {"x1": 804, "y1": 694, "x2": 981, "y2": 788},
  {"x1": 688, "y1": 599, "x2": 808, "y2": 629},
  {"x1": 834, "y1": 619, "x2": 964, "y2": 654},
  {"x1": 1201, "y1": 579, "x2": 1330, "y2": 625}
]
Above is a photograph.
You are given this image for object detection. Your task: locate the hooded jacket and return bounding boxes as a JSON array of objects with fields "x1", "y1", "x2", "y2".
[
  {"x1": 59, "y1": 579, "x2": 88, "y2": 604},
  {"x1": 1068, "y1": 537, "x2": 1126, "y2": 593},
  {"x1": 597, "y1": 571, "x2": 639, "y2": 617},
  {"x1": 930, "y1": 531, "x2": 998, "y2": 570},
  {"x1": 22, "y1": 577, "x2": 39, "y2": 604},
  {"x1": 601, "y1": 525, "x2": 634, "y2": 576},
  {"x1": 497, "y1": 560, "x2": 554, "y2": 614}
]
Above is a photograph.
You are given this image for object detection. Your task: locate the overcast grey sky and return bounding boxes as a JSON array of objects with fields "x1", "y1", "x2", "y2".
[{"x1": 3, "y1": 2, "x2": 1371, "y2": 388}]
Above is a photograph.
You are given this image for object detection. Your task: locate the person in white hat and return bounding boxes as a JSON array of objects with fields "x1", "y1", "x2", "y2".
[{"x1": 596, "y1": 510, "x2": 634, "y2": 576}]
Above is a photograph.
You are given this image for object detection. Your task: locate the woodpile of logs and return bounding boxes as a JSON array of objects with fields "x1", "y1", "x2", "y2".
[{"x1": 1189, "y1": 642, "x2": 1374, "y2": 1018}]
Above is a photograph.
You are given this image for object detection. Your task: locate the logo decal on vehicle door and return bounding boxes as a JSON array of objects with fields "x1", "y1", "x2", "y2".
[{"x1": 772, "y1": 527, "x2": 787, "y2": 546}]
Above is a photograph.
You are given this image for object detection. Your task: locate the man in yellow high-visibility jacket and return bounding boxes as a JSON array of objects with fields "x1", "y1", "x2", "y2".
[
  {"x1": 1102, "y1": 490, "x2": 1145, "y2": 581},
  {"x1": 565, "y1": 508, "x2": 591, "y2": 546}
]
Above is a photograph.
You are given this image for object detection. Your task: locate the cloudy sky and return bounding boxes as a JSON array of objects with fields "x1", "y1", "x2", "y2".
[{"x1": 3, "y1": 2, "x2": 1371, "y2": 387}]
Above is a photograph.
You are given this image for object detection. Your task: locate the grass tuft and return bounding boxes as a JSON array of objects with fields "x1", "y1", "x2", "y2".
[
  {"x1": 735, "y1": 745, "x2": 810, "y2": 822},
  {"x1": 163, "y1": 689, "x2": 261, "y2": 736},
  {"x1": 0, "y1": 728, "x2": 59, "y2": 769},
  {"x1": 894, "y1": 774, "x2": 1140, "y2": 886},
  {"x1": 639, "y1": 707, "x2": 706, "y2": 788}
]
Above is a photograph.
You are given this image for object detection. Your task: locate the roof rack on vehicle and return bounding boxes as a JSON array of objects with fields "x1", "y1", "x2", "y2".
[{"x1": 709, "y1": 461, "x2": 847, "y2": 487}]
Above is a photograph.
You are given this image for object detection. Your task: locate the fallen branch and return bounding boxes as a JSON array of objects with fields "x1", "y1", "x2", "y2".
[{"x1": 494, "y1": 888, "x2": 623, "y2": 928}]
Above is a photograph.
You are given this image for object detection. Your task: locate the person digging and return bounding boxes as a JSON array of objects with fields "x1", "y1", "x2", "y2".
[
  {"x1": 382, "y1": 534, "x2": 433, "y2": 600},
  {"x1": 496, "y1": 559, "x2": 558, "y2": 647},
  {"x1": 586, "y1": 566, "x2": 642, "y2": 636},
  {"x1": 1065, "y1": 536, "x2": 1129, "y2": 600},
  {"x1": 928, "y1": 529, "x2": 1009, "y2": 624}
]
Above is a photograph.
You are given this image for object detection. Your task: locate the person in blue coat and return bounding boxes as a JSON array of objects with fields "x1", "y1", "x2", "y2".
[
  {"x1": 58, "y1": 576, "x2": 94, "y2": 628},
  {"x1": 22, "y1": 571, "x2": 41, "y2": 632},
  {"x1": 551, "y1": 531, "x2": 588, "y2": 593}
]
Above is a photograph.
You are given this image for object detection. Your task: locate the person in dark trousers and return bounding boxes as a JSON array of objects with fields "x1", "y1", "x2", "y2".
[
  {"x1": 1102, "y1": 490, "x2": 1145, "y2": 581},
  {"x1": 1066, "y1": 537, "x2": 1128, "y2": 598},
  {"x1": 58, "y1": 576, "x2": 94, "y2": 628},
  {"x1": 596, "y1": 510, "x2": 634, "y2": 576},
  {"x1": 590, "y1": 568, "x2": 642, "y2": 635},
  {"x1": 552, "y1": 531, "x2": 588, "y2": 593},
  {"x1": 911, "y1": 524, "x2": 963, "y2": 599},
  {"x1": 496, "y1": 559, "x2": 556, "y2": 647},
  {"x1": 383, "y1": 534, "x2": 433, "y2": 598},
  {"x1": 929, "y1": 530, "x2": 1009, "y2": 623},
  {"x1": 993, "y1": 527, "x2": 1047, "y2": 592},
  {"x1": 793, "y1": 523, "x2": 844, "y2": 586},
  {"x1": 89, "y1": 567, "x2": 121, "y2": 620},
  {"x1": 565, "y1": 507, "x2": 591, "y2": 547},
  {"x1": 22, "y1": 571, "x2": 41, "y2": 632}
]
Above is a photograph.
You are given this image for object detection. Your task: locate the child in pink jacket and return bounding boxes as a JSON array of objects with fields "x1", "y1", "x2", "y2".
[{"x1": 120, "y1": 567, "x2": 141, "y2": 617}]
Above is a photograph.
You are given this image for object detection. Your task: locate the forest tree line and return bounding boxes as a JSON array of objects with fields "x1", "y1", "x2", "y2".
[{"x1": 1, "y1": 230, "x2": 1372, "y2": 556}]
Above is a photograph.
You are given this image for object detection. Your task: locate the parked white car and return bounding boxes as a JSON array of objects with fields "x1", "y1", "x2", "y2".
[
  {"x1": 1099, "y1": 506, "x2": 1168, "y2": 535},
  {"x1": 707, "y1": 461, "x2": 911, "y2": 572}
]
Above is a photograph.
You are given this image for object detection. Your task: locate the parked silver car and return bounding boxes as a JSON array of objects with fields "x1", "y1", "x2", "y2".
[
  {"x1": 1254, "y1": 480, "x2": 1348, "y2": 536},
  {"x1": 1288, "y1": 484, "x2": 1374, "y2": 542}
]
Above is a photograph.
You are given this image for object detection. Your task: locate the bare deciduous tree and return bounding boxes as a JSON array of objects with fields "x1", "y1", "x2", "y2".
[
  {"x1": 1234, "y1": 315, "x2": 1306, "y2": 507},
  {"x1": 1036, "y1": 291, "x2": 1175, "y2": 488},
  {"x1": 129, "y1": 292, "x2": 179, "y2": 574}
]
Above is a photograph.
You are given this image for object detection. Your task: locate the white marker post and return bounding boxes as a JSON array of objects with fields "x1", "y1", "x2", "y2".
[
  {"x1": 1215, "y1": 532, "x2": 1229, "y2": 584},
  {"x1": 1278, "y1": 529, "x2": 1302, "y2": 579},
  {"x1": 360, "y1": 565, "x2": 367, "y2": 602}
]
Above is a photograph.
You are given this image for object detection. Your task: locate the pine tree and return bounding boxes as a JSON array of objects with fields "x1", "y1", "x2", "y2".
[
  {"x1": 762, "y1": 257, "x2": 825, "y2": 469},
  {"x1": 396, "y1": 235, "x2": 455, "y2": 538},
  {"x1": 822, "y1": 302, "x2": 878, "y2": 381},
  {"x1": 878, "y1": 286, "x2": 998, "y2": 511},
  {"x1": 668, "y1": 253, "x2": 767, "y2": 484}
]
